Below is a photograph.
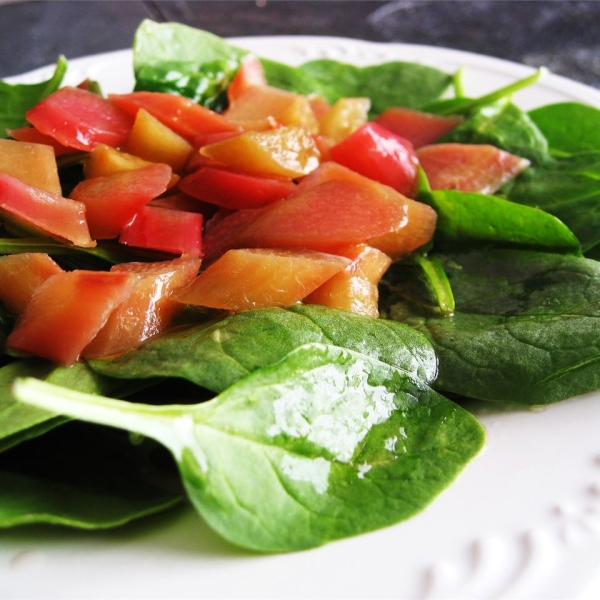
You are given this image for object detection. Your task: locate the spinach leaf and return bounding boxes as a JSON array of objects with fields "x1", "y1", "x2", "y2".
[
  {"x1": 0, "y1": 421, "x2": 183, "y2": 529},
  {"x1": 88, "y1": 304, "x2": 438, "y2": 391},
  {"x1": 505, "y1": 152, "x2": 600, "y2": 253},
  {"x1": 423, "y1": 68, "x2": 545, "y2": 117},
  {"x1": 133, "y1": 20, "x2": 246, "y2": 72},
  {"x1": 0, "y1": 56, "x2": 67, "y2": 136},
  {"x1": 502, "y1": 102, "x2": 600, "y2": 254},
  {"x1": 381, "y1": 248, "x2": 600, "y2": 405},
  {"x1": 0, "y1": 359, "x2": 145, "y2": 453},
  {"x1": 132, "y1": 21, "x2": 451, "y2": 113},
  {"x1": 259, "y1": 58, "x2": 331, "y2": 97},
  {"x1": 419, "y1": 188, "x2": 581, "y2": 254},
  {"x1": 135, "y1": 62, "x2": 238, "y2": 112},
  {"x1": 14, "y1": 343, "x2": 484, "y2": 551},
  {"x1": 440, "y1": 101, "x2": 551, "y2": 165},
  {"x1": 0, "y1": 237, "x2": 138, "y2": 266},
  {"x1": 412, "y1": 256, "x2": 455, "y2": 316},
  {"x1": 292, "y1": 59, "x2": 453, "y2": 114},
  {"x1": 528, "y1": 102, "x2": 600, "y2": 154},
  {"x1": 132, "y1": 20, "x2": 246, "y2": 110}
]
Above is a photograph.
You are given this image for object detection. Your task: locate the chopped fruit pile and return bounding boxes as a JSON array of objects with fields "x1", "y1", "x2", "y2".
[{"x1": 0, "y1": 55, "x2": 529, "y2": 365}]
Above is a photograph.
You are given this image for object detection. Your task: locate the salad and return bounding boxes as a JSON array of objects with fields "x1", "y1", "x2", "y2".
[{"x1": 1, "y1": 20, "x2": 600, "y2": 553}]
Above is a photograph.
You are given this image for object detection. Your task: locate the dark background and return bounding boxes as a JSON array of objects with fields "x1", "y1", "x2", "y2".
[{"x1": 1, "y1": 0, "x2": 600, "y2": 88}]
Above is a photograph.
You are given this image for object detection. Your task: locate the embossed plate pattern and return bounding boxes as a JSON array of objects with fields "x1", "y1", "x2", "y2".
[{"x1": 2, "y1": 37, "x2": 600, "y2": 600}]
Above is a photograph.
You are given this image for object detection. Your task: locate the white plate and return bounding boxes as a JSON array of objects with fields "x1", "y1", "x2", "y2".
[{"x1": 3, "y1": 36, "x2": 600, "y2": 600}]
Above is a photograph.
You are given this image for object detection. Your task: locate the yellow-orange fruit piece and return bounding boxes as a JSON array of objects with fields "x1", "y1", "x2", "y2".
[
  {"x1": 84, "y1": 144, "x2": 180, "y2": 188},
  {"x1": 304, "y1": 244, "x2": 392, "y2": 318},
  {"x1": 124, "y1": 109, "x2": 193, "y2": 173},
  {"x1": 200, "y1": 125, "x2": 320, "y2": 178},
  {"x1": 297, "y1": 162, "x2": 437, "y2": 259},
  {"x1": 175, "y1": 248, "x2": 350, "y2": 312},
  {"x1": 84, "y1": 256, "x2": 201, "y2": 358},
  {"x1": 7, "y1": 270, "x2": 135, "y2": 366},
  {"x1": 0, "y1": 253, "x2": 63, "y2": 315},
  {"x1": 225, "y1": 85, "x2": 319, "y2": 133},
  {"x1": 0, "y1": 138, "x2": 62, "y2": 196},
  {"x1": 318, "y1": 97, "x2": 371, "y2": 144}
]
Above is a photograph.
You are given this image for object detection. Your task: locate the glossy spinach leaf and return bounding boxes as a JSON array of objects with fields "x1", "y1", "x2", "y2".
[
  {"x1": 15, "y1": 343, "x2": 484, "y2": 551},
  {"x1": 505, "y1": 152, "x2": 600, "y2": 253},
  {"x1": 528, "y1": 102, "x2": 600, "y2": 154},
  {"x1": 131, "y1": 21, "x2": 451, "y2": 114},
  {"x1": 0, "y1": 421, "x2": 183, "y2": 529},
  {"x1": 132, "y1": 20, "x2": 245, "y2": 110},
  {"x1": 439, "y1": 101, "x2": 551, "y2": 165},
  {"x1": 419, "y1": 188, "x2": 581, "y2": 254},
  {"x1": 0, "y1": 56, "x2": 67, "y2": 136},
  {"x1": 381, "y1": 248, "x2": 600, "y2": 405},
  {"x1": 135, "y1": 62, "x2": 238, "y2": 112},
  {"x1": 88, "y1": 305, "x2": 438, "y2": 391}
]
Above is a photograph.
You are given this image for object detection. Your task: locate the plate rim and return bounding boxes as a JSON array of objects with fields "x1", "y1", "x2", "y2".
[{"x1": 6, "y1": 35, "x2": 600, "y2": 109}]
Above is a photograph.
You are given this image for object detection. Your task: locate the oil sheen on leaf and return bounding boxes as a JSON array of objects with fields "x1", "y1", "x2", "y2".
[{"x1": 14, "y1": 343, "x2": 484, "y2": 551}]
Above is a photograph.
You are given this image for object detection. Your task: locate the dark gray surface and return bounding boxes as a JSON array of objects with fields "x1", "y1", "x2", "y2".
[{"x1": 1, "y1": 0, "x2": 599, "y2": 89}]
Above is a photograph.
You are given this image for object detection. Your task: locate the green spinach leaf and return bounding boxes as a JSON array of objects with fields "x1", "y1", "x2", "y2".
[
  {"x1": 0, "y1": 56, "x2": 67, "y2": 136},
  {"x1": 528, "y1": 102, "x2": 600, "y2": 154},
  {"x1": 381, "y1": 248, "x2": 600, "y2": 405},
  {"x1": 423, "y1": 68, "x2": 545, "y2": 117},
  {"x1": 439, "y1": 101, "x2": 551, "y2": 165},
  {"x1": 293, "y1": 59, "x2": 452, "y2": 114},
  {"x1": 14, "y1": 343, "x2": 484, "y2": 551},
  {"x1": 88, "y1": 305, "x2": 438, "y2": 391},
  {"x1": 419, "y1": 188, "x2": 581, "y2": 254},
  {"x1": 132, "y1": 20, "x2": 246, "y2": 110},
  {"x1": 505, "y1": 152, "x2": 600, "y2": 253},
  {"x1": 132, "y1": 21, "x2": 452, "y2": 114}
]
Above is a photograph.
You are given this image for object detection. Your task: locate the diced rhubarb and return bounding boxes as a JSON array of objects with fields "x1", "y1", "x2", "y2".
[
  {"x1": 329, "y1": 122, "x2": 419, "y2": 196},
  {"x1": 7, "y1": 270, "x2": 135, "y2": 366},
  {"x1": 374, "y1": 108, "x2": 463, "y2": 148},
  {"x1": 296, "y1": 162, "x2": 437, "y2": 259},
  {"x1": 175, "y1": 248, "x2": 350, "y2": 312},
  {"x1": 368, "y1": 199, "x2": 437, "y2": 260},
  {"x1": 234, "y1": 165, "x2": 421, "y2": 253},
  {"x1": 119, "y1": 205, "x2": 203, "y2": 256},
  {"x1": 0, "y1": 174, "x2": 95, "y2": 247},
  {"x1": 200, "y1": 125, "x2": 320, "y2": 178},
  {"x1": 124, "y1": 108, "x2": 193, "y2": 173},
  {"x1": 178, "y1": 166, "x2": 297, "y2": 210},
  {"x1": 150, "y1": 191, "x2": 213, "y2": 215},
  {"x1": 318, "y1": 97, "x2": 371, "y2": 144},
  {"x1": 83, "y1": 143, "x2": 178, "y2": 186},
  {"x1": 109, "y1": 91, "x2": 240, "y2": 141},
  {"x1": 304, "y1": 244, "x2": 392, "y2": 317},
  {"x1": 83, "y1": 256, "x2": 201, "y2": 358},
  {"x1": 227, "y1": 54, "x2": 267, "y2": 104},
  {"x1": 69, "y1": 163, "x2": 172, "y2": 239},
  {"x1": 417, "y1": 143, "x2": 530, "y2": 194},
  {"x1": 0, "y1": 138, "x2": 62, "y2": 196},
  {"x1": 7, "y1": 126, "x2": 72, "y2": 157},
  {"x1": 25, "y1": 86, "x2": 134, "y2": 152},
  {"x1": 224, "y1": 85, "x2": 319, "y2": 133},
  {"x1": 0, "y1": 253, "x2": 63, "y2": 315},
  {"x1": 202, "y1": 207, "x2": 266, "y2": 266}
]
